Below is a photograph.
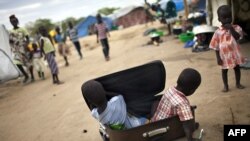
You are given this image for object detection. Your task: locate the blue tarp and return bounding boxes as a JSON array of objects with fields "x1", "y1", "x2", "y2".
[
  {"x1": 76, "y1": 16, "x2": 113, "y2": 38},
  {"x1": 159, "y1": 0, "x2": 185, "y2": 12}
]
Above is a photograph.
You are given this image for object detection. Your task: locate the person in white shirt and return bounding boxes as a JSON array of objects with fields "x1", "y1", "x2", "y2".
[{"x1": 82, "y1": 80, "x2": 148, "y2": 129}]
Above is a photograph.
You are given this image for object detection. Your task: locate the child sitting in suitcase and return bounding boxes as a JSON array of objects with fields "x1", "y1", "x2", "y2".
[
  {"x1": 151, "y1": 68, "x2": 201, "y2": 141},
  {"x1": 82, "y1": 80, "x2": 148, "y2": 130}
]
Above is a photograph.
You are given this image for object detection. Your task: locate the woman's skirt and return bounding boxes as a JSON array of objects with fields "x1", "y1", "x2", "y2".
[{"x1": 46, "y1": 52, "x2": 58, "y2": 75}]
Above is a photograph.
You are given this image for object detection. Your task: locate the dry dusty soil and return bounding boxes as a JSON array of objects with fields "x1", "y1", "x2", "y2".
[{"x1": 0, "y1": 22, "x2": 250, "y2": 141}]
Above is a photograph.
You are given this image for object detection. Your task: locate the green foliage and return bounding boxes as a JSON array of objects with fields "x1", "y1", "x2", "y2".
[
  {"x1": 61, "y1": 17, "x2": 76, "y2": 33},
  {"x1": 76, "y1": 17, "x2": 85, "y2": 24},
  {"x1": 25, "y1": 17, "x2": 85, "y2": 37},
  {"x1": 59, "y1": 17, "x2": 85, "y2": 33},
  {"x1": 98, "y1": 7, "x2": 120, "y2": 15},
  {"x1": 25, "y1": 19, "x2": 55, "y2": 37}
]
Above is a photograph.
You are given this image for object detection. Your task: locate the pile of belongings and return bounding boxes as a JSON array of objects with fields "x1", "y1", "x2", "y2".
[
  {"x1": 240, "y1": 59, "x2": 250, "y2": 69},
  {"x1": 188, "y1": 10, "x2": 206, "y2": 25},
  {"x1": 144, "y1": 28, "x2": 164, "y2": 46},
  {"x1": 191, "y1": 25, "x2": 217, "y2": 52}
]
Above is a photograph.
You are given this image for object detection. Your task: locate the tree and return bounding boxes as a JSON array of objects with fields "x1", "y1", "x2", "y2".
[
  {"x1": 60, "y1": 17, "x2": 85, "y2": 33},
  {"x1": 98, "y1": 7, "x2": 120, "y2": 15},
  {"x1": 60, "y1": 17, "x2": 77, "y2": 33},
  {"x1": 25, "y1": 17, "x2": 84, "y2": 38},
  {"x1": 25, "y1": 19, "x2": 55, "y2": 37},
  {"x1": 76, "y1": 17, "x2": 85, "y2": 24}
]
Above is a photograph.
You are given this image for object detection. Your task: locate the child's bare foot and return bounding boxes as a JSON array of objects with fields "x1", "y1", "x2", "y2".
[
  {"x1": 105, "y1": 56, "x2": 110, "y2": 61},
  {"x1": 30, "y1": 78, "x2": 35, "y2": 83},
  {"x1": 65, "y1": 61, "x2": 69, "y2": 67},
  {"x1": 236, "y1": 84, "x2": 245, "y2": 89},
  {"x1": 22, "y1": 77, "x2": 29, "y2": 83},
  {"x1": 222, "y1": 87, "x2": 229, "y2": 92}
]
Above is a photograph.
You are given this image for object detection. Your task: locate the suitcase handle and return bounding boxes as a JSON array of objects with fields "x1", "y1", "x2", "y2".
[
  {"x1": 199, "y1": 129, "x2": 204, "y2": 140},
  {"x1": 99, "y1": 123, "x2": 109, "y2": 139},
  {"x1": 142, "y1": 126, "x2": 170, "y2": 138}
]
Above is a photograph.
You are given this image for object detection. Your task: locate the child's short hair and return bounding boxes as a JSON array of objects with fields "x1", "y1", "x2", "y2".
[
  {"x1": 82, "y1": 80, "x2": 106, "y2": 104},
  {"x1": 39, "y1": 26, "x2": 46, "y2": 32},
  {"x1": 96, "y1": 14, "x2": 103, "y2": 24},
  {"x1": 96, "y1": 13, "x2": 101, "y2": 18},
  {"x1": 32, "y1": 43, "x2": 38, "y2": 49},
  {"x1": 38, "y1": 26, "x2": 48, "y2": 36},
  {"x1": 55, "y1": 26, "x2": 60, "y2": 32},
  {"x1": 177, "y1": 68, "x2": 201, "y2": 94},
  {"x1": 217, "y1": 5, "x2": 231, "y2": 16},
  {"x1": 68, "y1": 21, "x2": 73, "y2": 27},
  {"x1": 9, "y1": 14, "x2": 16, "y2": 19}
]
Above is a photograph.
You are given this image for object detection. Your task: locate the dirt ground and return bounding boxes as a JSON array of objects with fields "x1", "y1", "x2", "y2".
[{"x1": 0, "y1": 22, "x2": 250, "y2": 141}]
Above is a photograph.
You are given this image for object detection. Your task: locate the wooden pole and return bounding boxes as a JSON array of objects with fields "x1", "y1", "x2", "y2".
[{"x1": 183, "y1": 0, "x2": 189, "y2": 19}]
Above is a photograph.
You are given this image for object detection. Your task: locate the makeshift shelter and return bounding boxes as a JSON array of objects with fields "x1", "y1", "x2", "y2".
[
  {"x1": 159, "y1": 0, "x2": 185, "y2": 12},
  {"x1": 0, "y1": 24, "x2": 20, "y2": 83},
  {"x1": 110, "y1": 6, "x2": 148, "y2": 28},
  {"x1": 76, "y1": 16, "x2": 113, "y2": 37},
  {"x1": 206, "y1": 0, "x2": 250, "y2": 37}
]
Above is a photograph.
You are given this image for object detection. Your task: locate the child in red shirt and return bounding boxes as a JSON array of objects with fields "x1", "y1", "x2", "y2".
[{"x1": 209, "y1": 5, "x2": 245, "y2": 92}]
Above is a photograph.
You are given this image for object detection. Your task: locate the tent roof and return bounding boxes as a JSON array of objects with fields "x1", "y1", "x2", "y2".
[
  {"x1": 76, "y1": 15, "x2": 113, "y2": 28},
  {"x1": 0, "y1": 24, "x2": 20, "y2": 82},
  {"x1": 88, "y1": 11, "x2": 106, "y2": 17},
  {"x1": 108, "y1": 5, "x2": 143, "y2": 20},
  {"x1": 0, "y1": 24, "x2": 11, "y2": 55},
  {"x1": 75, "y1": 15, "x2": 113, "y2": 37}
]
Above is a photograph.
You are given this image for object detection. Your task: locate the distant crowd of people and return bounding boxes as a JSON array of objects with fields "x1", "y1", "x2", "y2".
[{"x1": 8, "y1": 14, "x2": 111, "y2": 85}]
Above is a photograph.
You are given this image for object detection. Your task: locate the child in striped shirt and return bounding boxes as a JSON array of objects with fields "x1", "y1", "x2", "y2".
[{"x1": 95, "y1": 14, "x2": 111, "y2": 61}]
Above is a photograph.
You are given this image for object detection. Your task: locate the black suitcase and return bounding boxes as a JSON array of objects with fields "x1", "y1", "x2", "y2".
[{"x1": 82, "y1": 60, "x2": 197, "y2": 141}]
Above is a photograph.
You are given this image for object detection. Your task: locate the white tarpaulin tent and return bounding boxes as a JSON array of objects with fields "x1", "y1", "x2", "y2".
[
  {"x1": 0, "y1": 24, "x2": 20, "y2": 83},
  {"x1": 206, "y1": 0, "x2": 250, "y2": 26},
  {"x1": 206, "y1": 0, "x2": 228, "y2": 27}
]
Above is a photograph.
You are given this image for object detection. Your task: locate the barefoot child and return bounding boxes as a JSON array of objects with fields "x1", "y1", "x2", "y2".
[{"x1": 209, "y1": 5, "x2": 245, "y2": 92}]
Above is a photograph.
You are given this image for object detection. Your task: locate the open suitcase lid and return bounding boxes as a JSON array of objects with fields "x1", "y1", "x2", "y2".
[{"x1": 82, "y1": 60, "x2": 166, "y2": 117}]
